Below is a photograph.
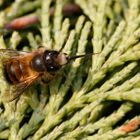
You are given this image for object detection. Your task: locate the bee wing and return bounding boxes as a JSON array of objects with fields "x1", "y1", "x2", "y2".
[
  {"x1": 0, "y1": 49, "x2": 29, "y2": 62},
  {"x1": 2, "y1": 75, "x2": 39, "y2": 102}
]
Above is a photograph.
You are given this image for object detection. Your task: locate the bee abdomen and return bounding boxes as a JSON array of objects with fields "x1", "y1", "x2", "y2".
[{"x1": 3, "y1": 60, "x2": 23, "y2": 84}]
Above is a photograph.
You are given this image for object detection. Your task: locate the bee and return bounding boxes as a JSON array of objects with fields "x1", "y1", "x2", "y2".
[{"x1": 0, "y1": 48, "x2": 90, "y2": 101}]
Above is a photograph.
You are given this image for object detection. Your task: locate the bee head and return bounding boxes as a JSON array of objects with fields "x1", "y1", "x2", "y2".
[
  {"x1": 31, "y1": 49, "x2": 93, "y2": 73},
  {"x1": 43, "y1": 50, "x2": 68, "y2": 72}
]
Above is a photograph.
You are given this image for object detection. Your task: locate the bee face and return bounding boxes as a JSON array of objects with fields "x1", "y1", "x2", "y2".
[{"x1": 43, "y1": 50, "x2": 60, "y2": 72}]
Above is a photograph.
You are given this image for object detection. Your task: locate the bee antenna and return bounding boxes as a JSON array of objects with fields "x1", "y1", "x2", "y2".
[
  {"x1": 58, "y1": 46, "x2": 64, "y2": 53},
  {"x1": 68, "y1": 53, "x2": 98, "y2": 61}
]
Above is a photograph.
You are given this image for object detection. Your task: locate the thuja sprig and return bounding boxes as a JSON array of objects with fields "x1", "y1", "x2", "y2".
[
  {"x1": 53, "y1": 0, "x2": 64, "y2": 48},
  {"x1": 0, "y1": 0, "x2": 140, "y2": 139},
  {"x1": 76, "y1": 19, "x2": 126, "y2": 97},
  {"x1": 6, "y1": 0, "x2": 41, "y2": 20},
  {"x1": 10, "y1": 31, "x2": 21, "y2": 49},
  {"x1": 85, "y1": 116, "x2": 140, "y2": 140},
  {"x1": 80, "y1": 42, "x2": 140, "y2": 96},
  {"x1": 98, "y1": 62, "x2": 137, "y2": 93},
  {"x1": 33, "y1": 19, "x2": 92, "y2": 140},
  {"x1": 8, "y1": 97, "x2": 28, "y2": 140},
  {"x1": 54, "y1": 18, "x2": 70, "y2": 51},
  {"x1": 108, "y1": 15, "x2": 140, "y2": 61},
  {"x1": 39, "y1": 99, "x2": 103, "y2": 140},
  {"x1": 126, "y1": 0, "x2": 139, "y2": 21},
  {"x1": 42, "y1": 16, "x2": 85, "y2": 117},
  {"x1": 75, "y1": 0, "x2": 95, "y2": 22},
  {"x1": 16, "y1": 91, "x2": 47, "y2": 139},
  {"x1": 105, "y1": 88, "x2": 140, "y2": 103},
  {"x1": 92, "y1": 0, "x2": 107, "y2": 65},
  {"x1": 27, "y1": 32, "x2": 39, "y2": 50},
  {"x1": 0, "y1": 129, "x2": 9, "y2": 139},
  {"x1": 58, "y1": 102, "x2": 132, "y2": 140},
  {"x1": 92, "y1": 20, "x2": 126, "y2": 71},
  {"x1": 76, "y1": 2, "x2": 140, "y2": 96},
  {"x1": 41, "y1": 0, "x2": 52, "y2": 48},
  {"x1": 88, "y1": 72, "x2": 140, "y2": 103},
  {"x1": 56, "y1": 21, "x2": 92, "y2": 102}
]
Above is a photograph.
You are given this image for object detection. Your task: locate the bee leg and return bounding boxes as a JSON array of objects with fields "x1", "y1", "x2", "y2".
[
  {"x1": 10, "y1": 98, "x2": 19, "y2": 114},
  {"x1": 40, "y1": 76, "x2": 53, "y2": 86},
  {"x1": 14, "y1": 99, "x2": 18, "y2": 112},
  {"x1": 40, "y1": 78, "x2": 50, "y2": 86},
  {"x1": 61, "y1": 70, "x2": 76, "y2": 90}
]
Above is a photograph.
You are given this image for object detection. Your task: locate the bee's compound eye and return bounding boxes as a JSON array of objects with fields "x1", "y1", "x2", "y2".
[
  {"x1": 30, "y1": 55, "x2": 46, "y2": 72},
  {"x1": 43, "y1": 50, "x2": 60, "y2": 72},
  {"x1": 44, "y1": 51, "x2": 59, "y2": 58}
]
